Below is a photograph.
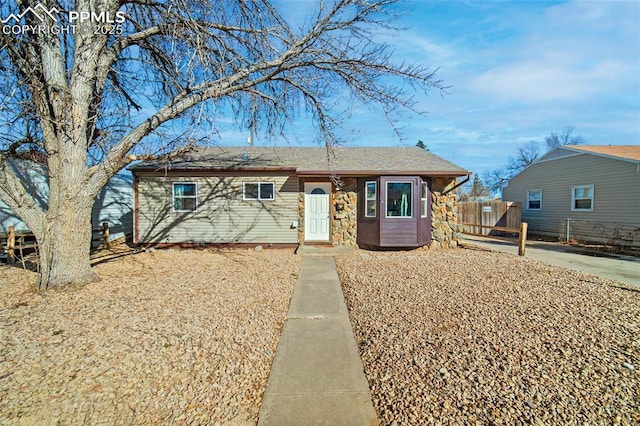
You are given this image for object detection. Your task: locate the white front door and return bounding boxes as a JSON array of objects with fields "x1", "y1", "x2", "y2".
[{"x1": 304, "y1": 183, "x2": 331, "y2": 242}]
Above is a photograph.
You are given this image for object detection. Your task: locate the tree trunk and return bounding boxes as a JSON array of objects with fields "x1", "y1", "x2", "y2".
[{"x1": 37, "y1": 196, "x2": 98, "y2": 289}]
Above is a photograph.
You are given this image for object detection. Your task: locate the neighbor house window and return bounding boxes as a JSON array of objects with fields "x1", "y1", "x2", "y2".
[
  {"x1": 173, "y1": 182, "x2": 197, "y2": 212},
  {"x1": 571, "y1": 185, "x2": 594, "y2": 211},
  {"x1": 420, "y1": 182, "x2": 428, "y2": 218},
  {"x1": 243, "y1": 182, "x2": 275, "y2": 201},
  {"x1": 365, "y1": 181, "x2": 377, "y2": 218},
  {"x1": 386, "y1": 182, "x2": 412, "y2": 217},
  {"x1": 527, "y1": 189, "x2": 542, "y2": 210}
]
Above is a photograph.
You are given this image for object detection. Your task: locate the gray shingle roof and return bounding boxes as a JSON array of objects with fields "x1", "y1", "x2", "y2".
[{"x1": 129, "y1": 146, "x2": 469, "y2": 176}]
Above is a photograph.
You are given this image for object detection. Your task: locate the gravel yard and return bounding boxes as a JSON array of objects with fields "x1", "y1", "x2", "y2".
[
  {"x1": 0, "y1": 248, "x2": 300, "y2": 425},
  {"x1": 336, "y1": 249, "x2": 639, "y2": 425}
]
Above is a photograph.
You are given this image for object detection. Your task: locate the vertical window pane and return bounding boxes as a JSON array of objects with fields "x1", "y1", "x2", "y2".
[
  {"x1": 365, "y1": 181, "x2": 376, "y2": 217},
  {"x1": 173, "y1": 183, "x2": 197, "y2": 212},
  {"x1": 386, "y1": 182, "x2": 412, "y2": 217},
  {"x1": 572, "y1": 185, "x2": 594, "y2": 211},
  {"x1": 260, "y1": 183, "x2": 274, "y2": 200},
  {"x1": 420, "y1": 182, "x2": 428, "y2": 218},
  {"x1": 244, "y1": 183, "x2": 258, "y2": 199},
  {"x1": 527, "y1": 190, "x2": 541, "y2": 210},
  {"x1": 366, "y1": 182, "x2": 376, "y2": 199}
]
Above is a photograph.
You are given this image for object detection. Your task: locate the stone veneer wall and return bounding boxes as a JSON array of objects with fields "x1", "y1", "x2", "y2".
[
  {"x1": 429, "y1": 177, "x2": 464, "y2": 249},
  {"x1": 331, "y1": 177, "x2": 357, "y2": 246},
  {"x1": 296, "y1": 179, "x2": 305, "y2": 244}
]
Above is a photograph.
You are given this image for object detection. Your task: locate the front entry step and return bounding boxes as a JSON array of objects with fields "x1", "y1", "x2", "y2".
[{"x1": 295, "y1": 245, "x2": 356, "y2": 256}]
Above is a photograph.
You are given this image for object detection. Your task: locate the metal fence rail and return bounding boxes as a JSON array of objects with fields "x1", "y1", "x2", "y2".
[{"x1": 560, "y1": 218, "x2": 640, "y2": 248}]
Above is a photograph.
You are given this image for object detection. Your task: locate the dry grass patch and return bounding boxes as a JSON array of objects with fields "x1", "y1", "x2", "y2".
[
  {"x1": 0, "y1": 248, "x2": 300, "y2": 425},
  {"x1": 337, "y1": 249, "x2": 639, "y2": 425}
]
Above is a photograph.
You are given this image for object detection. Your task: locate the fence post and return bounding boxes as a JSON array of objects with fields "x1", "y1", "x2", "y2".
[
  {"x1": 518, "y1": 222, "x2": 528, "y2": 256},
  {"x1": 102, "y1": 222, "x2": 111, "y2": 249},
  {"x1": 7, "y1": 226, "x2": 15, "y2": 264}
]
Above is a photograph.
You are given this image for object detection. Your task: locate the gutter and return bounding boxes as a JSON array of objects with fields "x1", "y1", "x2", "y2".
[
  {"x1": 297, "y1": 170, "x2": 470, "y2": 177},
  {"x1": 129, "y1": 166, "x2": 297, "y2": 173},
  {"x1": 443, "y1": 172, "x2": 472, "y2": 195}
]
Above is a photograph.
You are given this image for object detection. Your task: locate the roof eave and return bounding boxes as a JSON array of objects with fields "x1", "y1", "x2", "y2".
[
  {"x1": 563, "y1": 146, "x2": 640, "y2": 163},
  {"x1": 130, "y1": 166, "x2": 298, "y2": 173},
  {"x1": 297, "y1": 170, "x2": 470, "y2": 177}
]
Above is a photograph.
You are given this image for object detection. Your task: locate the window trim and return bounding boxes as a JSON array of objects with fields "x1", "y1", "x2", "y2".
[
  {"x1": 172, "y1": 182, "x2": 198, "y2": 212},
  {"x1": 243, "y1": 182, "x2": 276, "y2": 201},
  {"x1": 420, "y1": 182, "x2": 428, "y2": 218},
  {"x1": 385, "y1": 181, "x2": 413, "y2": 218},
  {"x1": 571, "y1": 184, "x2": 594, "y2": 212},
  {"x1": 526, "y1": 189, "x2": 542, "y2": 211},
  {"x1": 365, "y1": 181, "x2": 377, "y2": 218}
]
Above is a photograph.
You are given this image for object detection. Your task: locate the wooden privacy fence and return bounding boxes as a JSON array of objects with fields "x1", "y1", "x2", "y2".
[
  {"x1": 459, "y1": 201, "x2": 521, "y2": 236},
  {"x1": 459, "y1": 201, "x2": 528, "y2": 256},
  {"x1": 1, "y1": 222, "x2": 112, "y2": 266}
]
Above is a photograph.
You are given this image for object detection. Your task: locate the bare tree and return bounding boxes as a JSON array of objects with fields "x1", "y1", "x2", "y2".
[
  {"x1": 508, "y1": 141, "x2": 540, "y2": 174},
  {"x1": 0, "y1": 0, "x2": 446, "y2": 288},
  {"x1": 484, "y1": 141, "x2": 540, "y2": 195},
  {"x1": 545, "y1": 126, "x2": 584, "y2": 149},
  {"x1": 482, "y1": 168, "x2": 508, "y2": 196}
]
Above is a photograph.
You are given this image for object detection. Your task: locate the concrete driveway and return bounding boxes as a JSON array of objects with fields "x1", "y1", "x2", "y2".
[{"x1": 461, "y1": 235, "x2": 640, "y2": 288}]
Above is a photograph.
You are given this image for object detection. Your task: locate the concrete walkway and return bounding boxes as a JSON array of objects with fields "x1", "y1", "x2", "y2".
[
  {"x1": 462, "y1": 235, "x2": 640, "y2": 288},
  {"x1": 258, "y1": 256, "x2": 378, "y2": 425}
]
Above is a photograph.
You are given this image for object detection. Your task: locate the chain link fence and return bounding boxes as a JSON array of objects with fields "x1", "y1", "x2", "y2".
[{"x1": 560, "y1": 219, "x2": 640, "y2": 248}]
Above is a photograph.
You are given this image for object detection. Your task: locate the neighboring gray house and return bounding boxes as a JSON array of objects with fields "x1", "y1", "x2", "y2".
[
  {"x1": 0, "y1": 160, "x2": 133, "y2": 244},
  {"x1": 502, "y1": 145, "x2": 640, "y2": 247},
  {"x1": 129, "y1": 146, "x2": 470, "y2": 249}
]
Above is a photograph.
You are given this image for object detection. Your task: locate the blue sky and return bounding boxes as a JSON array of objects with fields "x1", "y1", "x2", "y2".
[{"x1": 224, "y1": 0, "x2": 640, "y2": 175}]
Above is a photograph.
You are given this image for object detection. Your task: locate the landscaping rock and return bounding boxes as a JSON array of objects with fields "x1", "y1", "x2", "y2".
[
  {"x1": 0, "y1": 249, "x2": 300, "y2": 425},
  {"x1": 336, "y1": 249, "x2": 639, "y2": 425}
]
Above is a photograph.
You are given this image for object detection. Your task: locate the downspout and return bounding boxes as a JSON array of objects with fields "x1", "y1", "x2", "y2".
[{"x1": 443, "y1": 172, "x2": 472, "y2": 195}]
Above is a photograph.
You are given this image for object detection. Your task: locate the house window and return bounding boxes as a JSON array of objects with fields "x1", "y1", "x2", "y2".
[
  {"x1": 243, "y1": 182, "x2": 275, "y2": 201},
  {"x1": 173, "y1": 182, "x2": 197, "y2": 212},
  {"x1": 571, "y1": 185, "x2": 594, "y2": 211},
  {"x1": 365, "y1": 181, "x2": 377, "y2": 218},
  {"x1": 420, "y1": 182, "x2": 428, "y2": 218},
  {"x1": 386, "y1": 182, "x2": 412, "y2": 217},
  {"x1": 527, "y1": 189, "x2": 542, "y2": 210}
]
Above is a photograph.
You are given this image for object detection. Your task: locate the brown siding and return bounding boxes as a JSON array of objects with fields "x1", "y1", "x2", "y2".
[
  {"x1": 417, "y1": 179, "x2": 432, "y2": 244},
  {"x1": 379, "y1": 176, "x2": 421, "y2": 247},
  {"x1": 356, "y1": 177, "x2": 381, "y2": 247},
  {"x1": 356, "y1": 176, "x2": 433, "y2": 248}
]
